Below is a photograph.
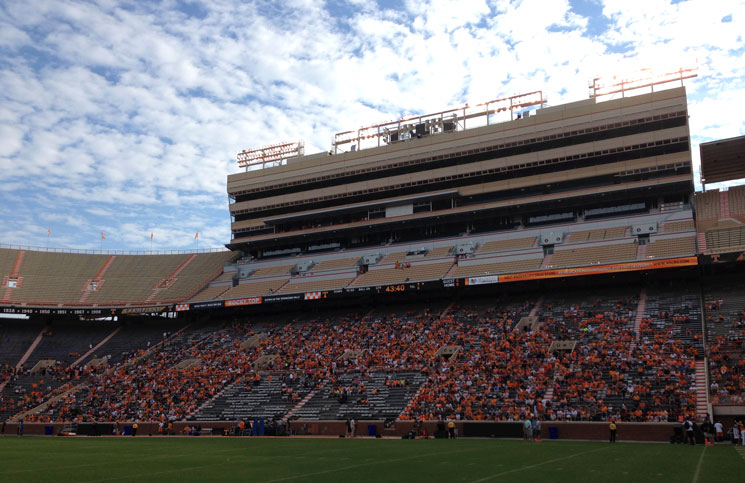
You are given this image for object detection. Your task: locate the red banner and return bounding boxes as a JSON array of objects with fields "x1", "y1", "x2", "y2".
[
  {"x1": 498, "y1": 257, "x2": 698, "y2": 283},
  {"x1": 224, "y1": 297, "x2": 262, "y2": 307}
]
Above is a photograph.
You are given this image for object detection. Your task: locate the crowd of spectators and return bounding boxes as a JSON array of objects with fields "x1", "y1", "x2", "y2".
[
  {"x1": 704, "y1": 289, "x2": 745, "y2": 405},
  {"x1": 2, "y1": 290, "x2": 706, "y2": 424}
]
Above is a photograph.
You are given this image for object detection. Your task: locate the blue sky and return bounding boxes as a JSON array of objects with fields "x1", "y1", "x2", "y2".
[{"x1": 0, "y1": 0, "x2": 743, "y2": 251}]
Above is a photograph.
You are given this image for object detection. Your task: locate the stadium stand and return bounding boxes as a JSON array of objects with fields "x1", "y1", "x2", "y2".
[
  {"x1": 728, "y1": 186, "x2": 745, "y2": 219},
  {"x1": 277, "y1": 276, "x2": 355, "y2": 294},
  {"x1": 695, "y1": 190, "x2": 721, "y2": 221},
  {"x1": 663, "y1": 220, "x2": 695, "y2": 233},
  {"x1": 310, "y1": 257, "x2": 360, "y2": 271},
  {"x1": 5, "y1": 251, "x2": 109, "y2": 305},
  {"x1": 449, "y1": 258, "x2": 543, "y2": 279},
  {"x1": 10, "y1": 83, "x2": 745, "y2": 434},
  {"x1": 349, "y1": 261, "x2": 454, "y2": 287},
  {"x1": 645, "y1": 236, "x2": 696, "y2": 259},
  {"x1": 218, "y1": 279, "x2": 288, "y2": 299},
  {"x1": 0, "y1": 249, "x2": 236, "y2": 306},
  {"x1": 477, "y1": 237, "x2": 536, "y2": 253},
  {"x1": 703, "y1": 280, "x2": 745, "y2": 405},
  {"x1": 550, "y1": 242, "x2": 637, "y2": 267},
  {"x1": 705, "y1": 227, "x2": 745, "y2": 252}
]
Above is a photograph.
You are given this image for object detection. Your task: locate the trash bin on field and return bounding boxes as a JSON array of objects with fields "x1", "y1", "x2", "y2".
[
  {"x1": 368, "y1": 425, "x2": 376, "y2": 437},
  {"x1": 549, "y1": 427, "x2": 558, "y2": 439},
  {"x1": 44, "y1": 426, "x2": 53, "y2": 436}
]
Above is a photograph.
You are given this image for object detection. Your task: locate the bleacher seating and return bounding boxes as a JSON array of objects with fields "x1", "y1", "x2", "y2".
[
  {"x1": 190, "y1": 285, "x2": 232, "y2": 302},
  {"x1": 477, "y1": 237, "x2": 536, "y2": 253},
  {"x1": 425, "y1": 246, "x2": 453, "y2": 257},
  {"x1": 702, "y1": 280, "x2": 745, "y2": 405},
  {"x1": 695, "y1": 190, "x2": 721, "y2": 221},
  {"x1": 311, "y1": 257, "x2": 359, "y2": 271},
  {"x1": 567, "y1": 227, "x2": 627, "y2": 242},
  {"x1": 550, "y1": 242, "x2": 637, "y2": 267},
  {"x1": 645, "y1": 236, "x2": 696, "y2": 258},
  {"x1": 293, "y1": 372, "x2": 427, "y2": 420},
  {"x1": 0, "y1": 284, "x2": 716, "y2": 425},
  {"x1": 450, "y1": 258, "x2": 542, "y2": 278},
  {"x1": 379, "y1": 252, "x2": 407, "y2": 264},
  {"x1": 727, "y1": 186, "x2": 745, "y2": 218},
  {"x1": 350, "y1": 261, "x2": 453, "y2": 287},
  {"x1": 219, "y1": 279, "x2": 288, "y2": 298},
  {"x1": 705, "y1": 227, "x2": 745, "y2": 251},
  {"x1": 84, "y1": 254, "x2": 186, "y2": 304},
  {"x1": 250, "y1": 265, "x2": 294, "y2": 277},
  {"x1": 148, "y1": 251, "x2": 239, "y2": 303},
  {"x1": 192, "y1": 376, "x2": 313, "y2": 422},
  {"x1": 663, "y1": 220, "x2": 695, "y2": 232},
  {"x1": 278, "y1": 277, "x2": 355, "y2": 294},
  {"x1": 6, "y1": 251, "x2": 109, "y2": 305}
]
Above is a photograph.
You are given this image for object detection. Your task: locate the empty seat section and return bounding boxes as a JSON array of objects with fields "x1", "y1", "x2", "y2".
[
  {"x1": 645, "y1": 237, "x2": 696, "y2": 258},
  {"x1": 8, "y1": 252, "x2": 109, "y2": 305},
  {"x1": 728, "y1": 186, "x2": 745, "y2": 218},
  {"x1": 379, "y1": 252, "x2": 407, "y2": 263},
  {"x1": 278, "y1": 277, "x2": 355, "y2": 293},
  {"x1": 425, "y1": 246, "x2": 453, "y2": 257},
  {"x1": 149, "y1": 251, "x2": 239, "y2": 303},
  {"x1": 221, "y1": 279, "x2": 288, "y2": 298},
  {"x1": 450, "y1": 258, "x2": 543, "y2": 278},
  {"x1": 85, "y1": 254, "x2": 187, "y2": 304},
  {"x1": 250, "y1": 265, "x2": 293, "y2": 277},
  {"x1": 551, "y1": 242, "x2": 637, "y2": 267},
  {"x1": 663, "y1": 220, "x2": 695, "y2": 232},
  {"x1": 190, "y1": 285, "x2": 233, "y2": 302},
  {"x1": 350, "y1": 261, "x2": 453, "y2": 287},
  {"x1": 311, "y1": 257, "x2": 359, "y2": 271},
  {"x1": 695, "y1": 190, "x2": 721, "y2": 220},
  {"x1": 477, "y1": 237, "x2": 535, "y2": 253},
  {"x1": 705, "y1": 227, "x2": 745, "y2": 250}
]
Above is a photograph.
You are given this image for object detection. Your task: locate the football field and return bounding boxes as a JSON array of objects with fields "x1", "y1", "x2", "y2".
[{"x1": 0, "y1": 436, "x2": 743, "y2": 482}]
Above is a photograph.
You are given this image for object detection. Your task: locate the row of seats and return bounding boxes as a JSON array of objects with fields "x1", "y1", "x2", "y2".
[{"x1": 0, "y1": 249, "x2": 236, "y2": 306}]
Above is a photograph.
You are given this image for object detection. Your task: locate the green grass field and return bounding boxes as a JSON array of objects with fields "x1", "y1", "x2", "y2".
[{"x1": 1, "y1": 436, "x2": 743, "y2": 482}]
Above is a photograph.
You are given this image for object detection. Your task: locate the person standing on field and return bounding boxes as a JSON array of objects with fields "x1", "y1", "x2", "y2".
[{"x1": 609, "y1": 421, "x2": 617, "y2": 443}]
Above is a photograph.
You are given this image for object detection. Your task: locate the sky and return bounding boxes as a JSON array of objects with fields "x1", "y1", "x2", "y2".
[{"x1": 0, "y1": 0, "x2": 743, "y2": 252}]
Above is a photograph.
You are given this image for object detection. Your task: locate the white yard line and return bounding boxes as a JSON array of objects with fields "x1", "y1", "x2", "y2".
[
  {"x1": 78, "y1": 464, "x2": 222, "y2": 483},
  {"x1": 691, "y1": 446, "x2": 706, "y2": 483},
  {"x1": 469, "y1": 447, "x2": 609, "y2": 483},
  {"x1": 263, "y1": 448, "x2": 475, "y2": 482}
]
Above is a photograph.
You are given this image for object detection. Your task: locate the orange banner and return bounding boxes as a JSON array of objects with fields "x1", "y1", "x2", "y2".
[{"x1": 498, "y1": 257, "x2": 698, "y2": 283}]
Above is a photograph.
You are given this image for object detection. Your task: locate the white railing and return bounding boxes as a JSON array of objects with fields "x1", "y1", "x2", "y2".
[{"x1": 0, "y1": 243, "x2": 229, "y2": 255}]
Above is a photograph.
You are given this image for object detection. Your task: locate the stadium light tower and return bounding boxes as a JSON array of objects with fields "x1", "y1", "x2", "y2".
[
  {"x1": 589, "y1": 65, "x2": 698, "y2": 99},
  {"x1": 237, "y1": 141, "x2": 305, "y2": 171}
]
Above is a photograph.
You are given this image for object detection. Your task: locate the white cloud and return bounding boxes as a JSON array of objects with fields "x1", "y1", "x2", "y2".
[{"x1": 0, "y1": 0, "x2": 743, "y2": 249}]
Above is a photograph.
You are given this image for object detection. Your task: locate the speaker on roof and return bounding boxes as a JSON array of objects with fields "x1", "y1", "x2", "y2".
[
  {"x1": 632, "y1": 224, "x2": 657, "y2": 235},
  {"x1": 390, "y1": 132, "x2": 399, "y2": 142},
  {"x1": 415, "y1": 123, "x2": 426, "y2": 136},
  {"x1": 443, "y1": 122, "x2": 455, "y2": 132},
  {"x1": 539, "y1": 232, "x2": 564, "y2": 246}
]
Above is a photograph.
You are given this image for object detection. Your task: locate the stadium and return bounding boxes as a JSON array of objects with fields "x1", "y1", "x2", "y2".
[{"x1": 2, "y1": 67, "x2": 745, "y2": 479}]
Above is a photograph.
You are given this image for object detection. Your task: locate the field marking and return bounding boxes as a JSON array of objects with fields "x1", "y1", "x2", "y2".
[
  {"x1": 1, "y1": 444, "x2": 348, "y2": 477},
  {"x1": 469, "y1": 446, "x2": 609, "y2": 482},
  {"x1": 262, "y1": 448, "x2": 476, "y2": 482},
  {"x1": 77, "y1": 463, "x2": 222, "y2": 483},
  {"x1": 691, "y1": 446, "x2": 705, "y2": 483}
]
